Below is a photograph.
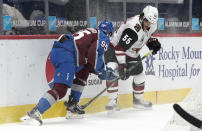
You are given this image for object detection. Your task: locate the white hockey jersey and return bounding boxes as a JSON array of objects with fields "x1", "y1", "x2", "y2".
[{"x1": 110, "y1": 15, "x2": 157, "y2": 63}]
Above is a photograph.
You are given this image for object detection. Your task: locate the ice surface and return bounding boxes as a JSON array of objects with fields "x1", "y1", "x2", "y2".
[{"x1": 0, "y1": 104, "x2": 173, "y2": 131}]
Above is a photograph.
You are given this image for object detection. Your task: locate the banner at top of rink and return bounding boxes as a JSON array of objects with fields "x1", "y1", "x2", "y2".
[{"x1": 0, "y1": 33, "x2": 202, "y2": 40}]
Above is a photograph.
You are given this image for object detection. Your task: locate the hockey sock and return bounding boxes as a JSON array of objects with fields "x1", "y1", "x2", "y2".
[
  {"x1": 133, "y1": 81, "x2": 145, "y2": 99},
  {"x1": 106, "y1": 80, "x2": 118, "y2": 99},
  {"x1": 106, "y1": 80, "x2": 118, "y2": 93},
  {"x1": 36, "y1": 92, "x2": 56, "y2": 114},
  {"x1": 70, "y1": 84, "x2": 84, "y2": 102},
  {"x1": 70, "y1": 90, "x2": 82, "y2": 102}
]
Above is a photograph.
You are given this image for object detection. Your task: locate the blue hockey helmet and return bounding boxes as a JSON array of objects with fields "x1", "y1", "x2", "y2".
[{"x1": 98, "y1": 20, "x2": 114, "y2": 36}]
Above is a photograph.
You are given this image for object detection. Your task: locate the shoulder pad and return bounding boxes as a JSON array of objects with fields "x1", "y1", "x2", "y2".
[{"x1": 118, "y1": 28, "x2": 138, "y2": 50}]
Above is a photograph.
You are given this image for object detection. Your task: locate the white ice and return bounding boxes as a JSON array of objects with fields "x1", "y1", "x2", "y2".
[{"x1": 0, "y1": 104, "x2": 174, "y2": 131}]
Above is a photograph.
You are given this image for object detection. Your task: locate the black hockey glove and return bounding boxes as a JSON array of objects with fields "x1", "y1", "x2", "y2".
[
  {"x1": 119, "y1": 64, "x2": 130, "y2": 80},
  {"x1": 146, "y1": 38, "x2": 161, "y2": 55}
]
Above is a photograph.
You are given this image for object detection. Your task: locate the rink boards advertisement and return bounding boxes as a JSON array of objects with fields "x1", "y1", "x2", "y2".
[
  {"x1": 145, "y1": 35, "x2": 202, "y2": 91},
  {"x1": 0, "y1": 34, "x2": 202, "y2": 124}
]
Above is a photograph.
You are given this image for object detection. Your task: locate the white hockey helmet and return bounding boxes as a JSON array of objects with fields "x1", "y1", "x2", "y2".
[{"x1": 143, "y1": 5, "x2": 158, "y2": 24}]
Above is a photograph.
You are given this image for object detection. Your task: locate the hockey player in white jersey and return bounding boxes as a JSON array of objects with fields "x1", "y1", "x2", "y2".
[{"x1": 104, "y1": 5, "x2": 161, "y2": 111}]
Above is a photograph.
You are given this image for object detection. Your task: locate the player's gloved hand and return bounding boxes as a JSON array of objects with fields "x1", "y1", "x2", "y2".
[
  {"x1": 98, "y1": 67, "x2": 117, "y2": 80},
  {"x1": 146, "y1": 38, "x2": 161, "y2": 55},
  {"x1": 119, "y1": 64, "x2": 130, "y2": 80}
]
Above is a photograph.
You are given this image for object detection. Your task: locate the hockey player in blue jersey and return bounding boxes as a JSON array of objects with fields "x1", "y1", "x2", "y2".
[{"x1": 20, "y1": 20, "x2": 116, "y2": 125}]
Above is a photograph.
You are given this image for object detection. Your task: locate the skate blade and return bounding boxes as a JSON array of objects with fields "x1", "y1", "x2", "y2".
[
  {"x1": 20, "y1": 115, "x2": 42, "y2": 126},
  {"x1": 107, "y1": 108, "x2": 120, "y2": 115},
  {"x1": 133, "y1": 105, "x2": 152, "y2": 110},
  {"x1": 66, "y1": 112, "x2": 84, "y2": 119}
]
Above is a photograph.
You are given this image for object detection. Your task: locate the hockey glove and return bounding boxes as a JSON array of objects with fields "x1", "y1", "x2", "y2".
[
  {"x1": 119, "y1": 64, "x2": 130, "y2": 80},
  {"x1": 98, "y1": 67, "x2": 117, "y2": 80},
  {"x1": 146, "y1": 38, "x2": 161, "y2": 55}
]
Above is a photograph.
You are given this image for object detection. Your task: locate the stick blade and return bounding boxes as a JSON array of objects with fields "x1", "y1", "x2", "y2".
[{"x1": 173, "y1": 104, "x2": 202, "y2": 129}]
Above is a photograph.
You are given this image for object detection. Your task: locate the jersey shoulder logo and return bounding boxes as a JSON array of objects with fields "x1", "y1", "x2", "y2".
[
  {"x1": 119, "y1": 28, "x2": 138, "y2": 50},
  {"x1": 134, "y1": 24, "x2": 141, "y2": 32}
]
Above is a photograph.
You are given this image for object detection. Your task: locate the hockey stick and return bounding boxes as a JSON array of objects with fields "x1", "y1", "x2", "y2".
[
  {"x1": 79, "y1": 51, "x2": 152, "y2": 109},
  {"x1": 173, "y1": 104, "x2": 202, "y2": 129}
]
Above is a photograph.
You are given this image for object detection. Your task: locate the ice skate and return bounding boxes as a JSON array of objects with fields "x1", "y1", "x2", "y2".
[
  {"x1": 64, "y1": 98, "x2": 85, "y2": 119},
  {"x1": 133, "y1": 95, "x2": 152, "y2": 109},
  {"x1": 106, "y1": 98, "x2": 120, "y2": 114},
  {"x1": 20, "y1": 107, "x2": 42, "y2": 126}
]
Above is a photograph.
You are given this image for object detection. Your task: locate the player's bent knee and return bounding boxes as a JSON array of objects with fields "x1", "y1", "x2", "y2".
[
  {"x1": 48, "y1": 83, "x2": 69, "y2": 100},
  {"x1": 133, "y1": 72, "x2": 145, "y2": 84}
]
